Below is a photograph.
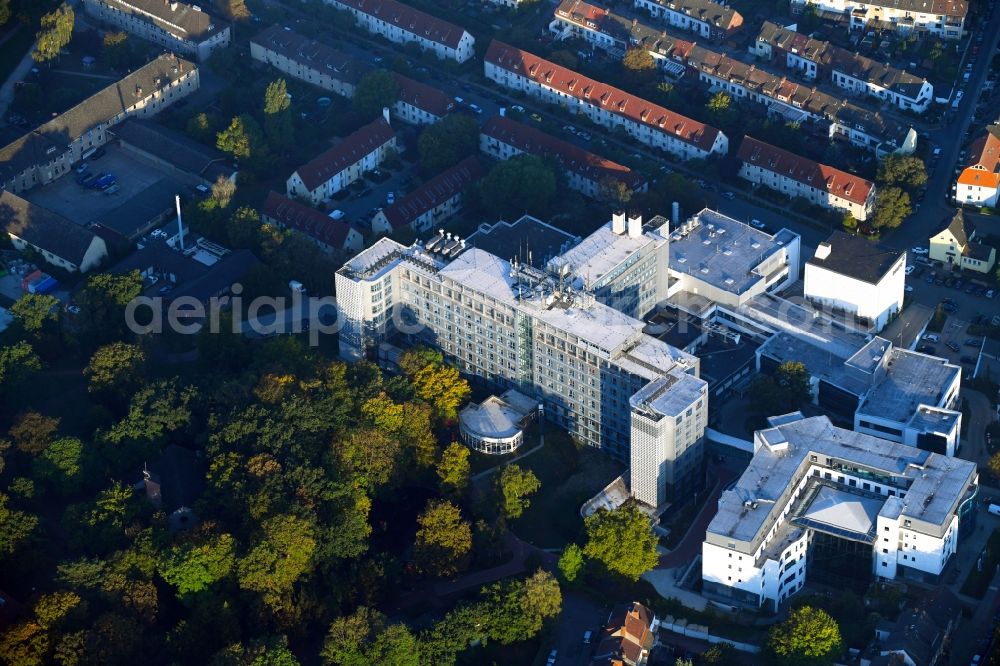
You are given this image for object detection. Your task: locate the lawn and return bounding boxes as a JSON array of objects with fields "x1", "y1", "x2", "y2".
[
  {"x1": 961, "y1": 527, "x2": 1000, "y2": 599},
  {"x1": 0, "y1": 25, "x2": 33, "y2": 92},
  {"x1": 509, "y1": 430, "x2": 624, "y2": 549}
]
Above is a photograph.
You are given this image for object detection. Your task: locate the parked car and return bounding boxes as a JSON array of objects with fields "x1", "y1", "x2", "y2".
[
  {"x1": 922, "y1": 333, "x2": 941, "y2": 342},
  {"x1": 722, "y1": 191, "x2": 735, "y2": 199},
  {"x1": 749, "y1": 219, "x2": 766, "y2": 230},
  {"x1": 947, "y1": 341, "x2": 960, "y2": 352},
  {"x1": 386, "y1": 191, "x2": 395, "y2": 205},
  {"x1": 74, "y1": 162, "x2": 88, "y2": 175},
  {"x1": 77, "y1": 172, "x2": 96, "y2": 186},
  {"x1": 530, "y1": 113, "x2": 542, "y2": 122},
  {"x1": 563, "y1": 125, "x2": 576, "y2": 134},
  {"x1": 911, "y1": 246, "x2": 929, "y2": 255},
  {"x1": 965, "y1": 337, "x2": 983, "y2": 346},
  {"x1": 578, "y1": 131, "x2": 592, "y2": 141},
  {"x1": 468, "y1": 103, "x2": 483, "y2": 115},
  {"x1": 918, "y1": 344, "x2": 936, "y2": 354},
  {"x1": 905, "y1": 265, "x2": 915, "y2": 275},
  {"x1": 511, "y1": 104, "x2": 525, "y2": 113}
]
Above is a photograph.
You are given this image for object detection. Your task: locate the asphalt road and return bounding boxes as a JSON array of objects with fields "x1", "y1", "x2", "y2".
[{"x1": 883, "y1": 6, "x2": 1000, "y2": 253}]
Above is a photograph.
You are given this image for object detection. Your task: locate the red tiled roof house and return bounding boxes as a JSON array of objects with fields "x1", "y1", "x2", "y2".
[
  {"x1": 262, "y1": 191, "x2": 364, "y2": 254},
  {"x1": 286, "y1": 114, "x2": 397, "y2": 205},
  {"x1": 481, "y1": 114, "x2": 648, "y2": 199},
  {"x1": 484, "y1": 40, "x2": 727, "y2": 161},
  {"x1": 737, "y1": 136, "x2": 875, "y2": 221}
]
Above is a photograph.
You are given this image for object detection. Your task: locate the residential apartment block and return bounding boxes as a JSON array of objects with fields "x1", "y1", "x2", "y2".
[
  {"x1": 0, "y1": 192, "x2": 109, "y2": 273},
  {"x1": 287, "y1": 115, "x2": 397, "y2": 205},
  {"x1": 955, "y1": 124, "x2": 1000, "y2": 208},
  {"x1": 250, "y1": 24, "x2": 366, "y2": 99},
  {"x1": 480, "y1": 114, "x2": 648, "y2": 201},
  {"x1": 790, "y1": 0, "x2": 967, "y2": 39},
  {"x1": 83, "y1": 0, "x2": 230, "y2": 61},
  {"x1": 336, "y1": 215, "x2": 709, "y2": 507},
  {"x1": 0, "y1": 54, "x2": 199, "y2": 194},
  {"x1": 250, "y1": 26, "x2": 452, "y2": 125},
  {"x1": 737, "y1": 136, "x2": 876, "y2": 221},
  {"x1": 803, "y1": 231, "x2": 905, "y2": 332},
  {"x1": 323, "y1": 0, "x2": 475, "y2": 63},
  {"x1": 929, "y1": 209, "x2": 996, "y2": 274},
  {"x1": 371, "y1": 156, "x2": 485, "y2": 235},
  {"x1": 261, "y1": 191, "x2": 364, "y2": 255},
  {"x1": 632, "y1": 0, "x2": 743, "y2": 41},
  {"x1": 549, "y1": 0, "x2": 692, "y2": 77},
  {"x1": 686, "y1": 45, "x2": 917, "y2": 157},
  {"x1": 754, "y1": 22, "x2": 933, "y2": 113},
  {"x1": 484, "y1": 40, "x2": 728, "y2": 161},
  {"x1": 702, "y1": 413, "x2": 978, "y2": 610}
]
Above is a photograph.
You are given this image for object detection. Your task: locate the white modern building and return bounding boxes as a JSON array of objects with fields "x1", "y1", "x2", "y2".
[
  {"x1": 754, "y1": 22, "x2": 934, "y2": 113},
  {"x1": 0, "y1": 54, "x2": 200, "y2": 194},
  {"x1": 664, "y1": 209, "x2": 802, "y2": 310},
  {"x1": 548, "y1": 212, "x2": 670, "y2": 320},
  {"x1": 324, "y1": 0, "x2": 475, "y2": 63},
  {"x1": 83, "y1": 0, "x2": 230, "y2": 61},
  {"x1": 632, "y1": 0, "x2": 743, "y2": 41},
  {"x1": 737, "y1": 137, "x2": 876, "y2": 221},
  {"x1": 484, "y1": 40, "x2": 728, "y2": 161},
  {"x1": 335, "y1": 214, "x2": 709, "y2": 507},
  {"x1": 804, "y1": 231, "x2": 905, "y2": 332},
  {"x1": 287, "y1": 114, "x2": 397, "y2": 205},
  {"x1": 458, "y1": 389, "x2": 538, "y2": 455},
  {"x1": 702, "y1": 413, "x2": 979, "y2": 610},
  {"x1": 789, "y1": 0, "x2": 967, "y2": 39}
]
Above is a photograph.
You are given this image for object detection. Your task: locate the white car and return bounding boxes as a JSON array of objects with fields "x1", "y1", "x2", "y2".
[
  {"x1": 905, "y1": 265, "x2": 915, "y2": 275},
  {"x1": 905, "y1": 285, "x2": 914, "y2": 292},
  {"x1": 910, "y1": 246, "x2": 929, "y2": 255},
  {"x1": 922, "y1": 333, "x2": 940, "y2": 343},
  {"x1": 511, "y1": 105, "x2": 525, "y2": 113}
]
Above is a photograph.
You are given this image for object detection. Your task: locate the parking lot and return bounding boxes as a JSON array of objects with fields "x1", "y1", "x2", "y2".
[
  {"x1": 905, "y1": 256, "x2": 1000, "y2": 370},
  {"x1": 24, "y1": 144, "x2": 189, "y2": 226}
]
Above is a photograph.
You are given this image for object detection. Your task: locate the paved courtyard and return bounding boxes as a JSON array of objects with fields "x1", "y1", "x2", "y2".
[{"x1": 24, "y1": 143, "x2": 189, "y2": 226}]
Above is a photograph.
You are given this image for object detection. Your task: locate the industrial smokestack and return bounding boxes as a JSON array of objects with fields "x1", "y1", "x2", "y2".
[
  {"x1": 671, "y1": 201, "x2": 680, "y2": 227},
  {"x1": 175, "y1": 195, "x2": 185, "y2": 251}
]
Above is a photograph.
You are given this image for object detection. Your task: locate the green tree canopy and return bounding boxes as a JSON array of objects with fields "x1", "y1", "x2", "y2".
[
  {"x1": 871, "y1": 186, "x2": 911, "y2": 230},
  {"x1": 0, "y1": 491, "x2": 38, "y2": 557},
  {"x1": 417, "y1": 115, "x2": 479, "y2": 172},
  {"x1": 263, "y1": 79, "x2": 294, "y2": 152},
  {"x1": 321, "y1": 607, "x2": 420, "y2": 666},
  {"x1": 159, "y1": 528, "x2": 236, "y2": 596},
  {"x1": 478, "y1": 155, "x2": 557, "y2": 218},
  {"x1": 436, "y1": 442, "x2": 470, "y2": 494},
  {"x1": 33, "y1": 437, "x2": 91, "y2": 493},
  {"x1": 217, "y1": 114, "x2": 266, "y2": 162},
  {"x1": 84, "y1": 342, "x2": 147, "y2": 402},
  {"x1": 583, "y1": 502, "x2": 658, "y2": 581},
  {"x1": 78, "y1": 270, "x2": 144, "y2": 345},
  {"x1": 10, "y1": 293, "x2": 59, "y2": 337},
  {"x1": 766, "y1": 606, "x2": 843, "y2": 665},
  {"x1": 557, "y1": 543, "x2": 584, "y2": 582},
  {"x1": 497, "y1": 464, "x2": 540, "y2": 520},
  {"x1": 236, "y1": 514, "x2": 316, "y2": 603},
  {"x1": 413, "y1": 499, "x2": 471, "y2": 577},
  {"x1": 751, "y1": 360, "x2": 811, "y2": 416},
  {"x1": 483, "y1": 569, "x2": 562, "y2": 644},
  {"x1": 33, "y1": 3, "x2": 74, "y2": 63},
  {"x1": 101, "y1": 30, "x2": 130, "y2": 69},
  {"x1": 877, "y1": 154, "x2": 928, "y2": 192},
  {"x1": 0, "y1": 342, "x2": 42, "y2": 405},
  {"x1": 353, "y1": 70, "x2": 401, "y2": 120}
]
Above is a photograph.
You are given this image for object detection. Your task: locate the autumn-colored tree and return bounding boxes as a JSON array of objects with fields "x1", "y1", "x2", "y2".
[
  {"x1": 413, "y1": 499, "x2": 471, "y2": 577},
  {"x1": 9, "y1": 411, "x2": 60, "y2": 455}
]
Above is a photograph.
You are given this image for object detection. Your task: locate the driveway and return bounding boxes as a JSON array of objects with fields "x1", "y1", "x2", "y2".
[{"x1": 548, "y1": 592, "x2": 606, "y2": 666}]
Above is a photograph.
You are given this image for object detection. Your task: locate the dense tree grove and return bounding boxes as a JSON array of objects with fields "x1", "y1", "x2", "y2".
[{"x1": 0, "y1": 295, "x2": 563, "y2": 663}]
